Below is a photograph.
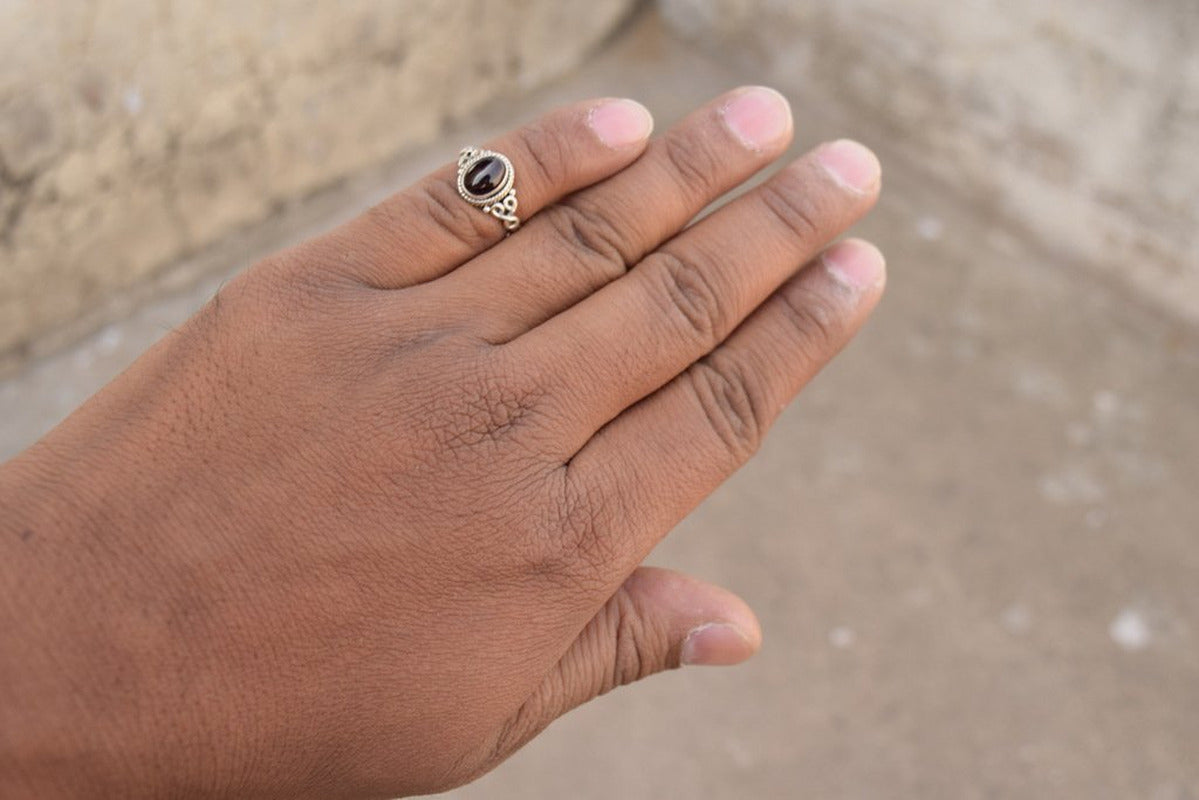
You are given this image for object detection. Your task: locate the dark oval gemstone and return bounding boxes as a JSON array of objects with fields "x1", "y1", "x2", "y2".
[{"x1": 463, "y1": 156, "x2": 506, "y2": 197}]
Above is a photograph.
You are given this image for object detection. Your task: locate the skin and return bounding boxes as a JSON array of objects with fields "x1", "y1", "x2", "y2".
[{"x1": 0, "y1": 87, "x2": 884, "y2": 799}]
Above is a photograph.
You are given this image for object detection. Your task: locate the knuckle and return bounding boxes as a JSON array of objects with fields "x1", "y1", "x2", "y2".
[
  {"x1": 688, "y1": 354, "x2": 768, "y2": 460},
  {"x1": 758, "y1": 177, "x2": 823, "y2": 243},
  {"x1": 514, "y1": 120, "x2": 570, "y2": 190},
  {"x1": 377, "y1": 178, "x2": 497, "y2": 252},
  {"x1": 652, "y1": 250, "x2": 728, "y2": 350},
  {"x1": 607, "y1": 587, "x2": 660, "y2": 689},
  {"x1": 777, "y1": 282, "x2": 846, "y2": 359},
  {"x1": 546, "y1": 199, "x2": 632, "y2": 283},
  {"x1": 660, "y1": 127, "x2": 722, "y2": 196},
  {"x1": 563, "y1": 481, "x2": 625, "y2": 574},
  {"x1": 439, "y1": 375, "x2": 547, "y2": 453},
  {"x1": 523, "y1": 472, "x2": 627, "y2": 585}
]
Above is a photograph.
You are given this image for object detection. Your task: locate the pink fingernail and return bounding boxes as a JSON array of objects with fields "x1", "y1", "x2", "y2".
[
  {"x1": 589, "y1": 99, "x2": 654, "y2": 149},
  {"x1": 720, "y1": 86, "x2": 792, "y2": 151},
  {"x1": 822, "y1": 239, "x2": 886, "y2": 292},
  {"x1": 816, "y1": 139, "x2": 881, "y2": 193},
  {"x1": 680, "y1": 622, "x2": 756, "y2": 666}
]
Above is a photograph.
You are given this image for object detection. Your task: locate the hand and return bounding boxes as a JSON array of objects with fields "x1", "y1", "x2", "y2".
[{"x1": 0, "y1": 86, "x2": 883, "y2": 799}]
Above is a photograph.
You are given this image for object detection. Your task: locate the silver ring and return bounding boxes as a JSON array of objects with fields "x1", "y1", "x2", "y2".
[{"x1": 456, "y1": 147, "x2": 520, "y2": 233}]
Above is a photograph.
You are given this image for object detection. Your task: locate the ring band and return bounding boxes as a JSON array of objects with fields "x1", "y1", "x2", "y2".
[{"x1": 457, "y1": 147, "x2": 520, "y2": 232}]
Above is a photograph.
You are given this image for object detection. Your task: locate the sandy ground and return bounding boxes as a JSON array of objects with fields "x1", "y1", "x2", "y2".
[{"x1": 2, "y1": 10, "x2": 1196, "y2": 800}]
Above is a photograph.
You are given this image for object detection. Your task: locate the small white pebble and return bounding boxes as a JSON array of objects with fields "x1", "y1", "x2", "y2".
[
  {"x1": 122, "y1": 86, "x2": 144, "y2": 115},
  {"x1": 96, "y1": 325, "x2": 123, "y2": 355},
  {"x1": 1092, "y1": 390, "x2": 1120, "y2": 420},
  {"x1": 916, "y1": 215, "x2": 944, "y2": 241},
  {"x1": 1001, "y1": 603, "x2": 1033, "y2": 635},
  {"x1": 1109, "y1": 608, "x2": 1151, "y2": 652},
  {"x1": 828, "y1": 626, "x2": 856, "y2": 649}
]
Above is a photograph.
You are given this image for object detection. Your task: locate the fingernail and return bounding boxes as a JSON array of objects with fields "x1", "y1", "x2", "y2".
[
  {"x1": 822, "y1": 239, "x2": 886, "y2": 292},
  {"x1": 589, "y1": 99, "x2": 654, "y2": 148},
  {"x1": 680, "y1": 622, "x2": 756, "y2": 667},
  {"x1": 720, "y1": 86, "x2": 792, "y2": 151},
  {"x1": 816, "y1": 139, "x2": 881, "y2": 193}
]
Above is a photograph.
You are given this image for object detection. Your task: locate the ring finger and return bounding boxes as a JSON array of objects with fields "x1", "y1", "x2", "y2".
[{"x1": 308, "y1": 97, "x2": 654, "y2": 289}]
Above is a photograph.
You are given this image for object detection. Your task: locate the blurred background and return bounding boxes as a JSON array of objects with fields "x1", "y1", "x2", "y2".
[{"x1": 1, "y1": 1, "x2": 1196, "y2": 797}]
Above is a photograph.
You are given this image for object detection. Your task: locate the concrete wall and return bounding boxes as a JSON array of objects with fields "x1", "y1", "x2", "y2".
[
  {"x1": 4, "y1": 0, "x2": 1195, "y2": 374},
  {"x1": 0, "y1": 0, "x2": 637, "y2": 370},
  {"x1": 660, "y1": 0, "x2": 1199, "y2": 323}
]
